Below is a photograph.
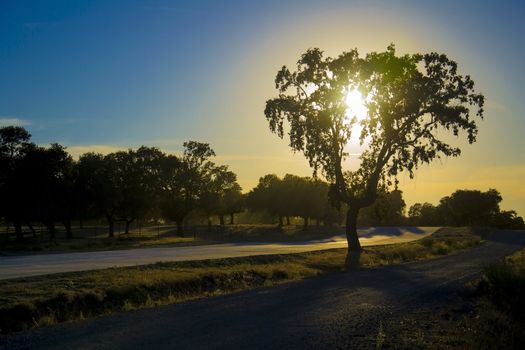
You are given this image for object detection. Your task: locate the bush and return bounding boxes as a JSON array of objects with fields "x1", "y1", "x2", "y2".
[{"x1": 484, "y1": 259, "x2": 525, "y2": 321}]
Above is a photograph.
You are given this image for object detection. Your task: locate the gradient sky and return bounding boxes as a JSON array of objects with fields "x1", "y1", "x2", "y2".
[{"x1": 1, "y1": 0, "x2": 524, "y2": 215}]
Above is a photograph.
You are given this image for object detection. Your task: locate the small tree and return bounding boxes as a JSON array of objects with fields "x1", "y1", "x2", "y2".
[
  {"x1": 159, "y1": 141, "x2": 216, "y2": 235},
  {"x1": 246, "y1": 174, "x2": 287, "y2": 226},
  {"x1": 210, "y1": 167, "x2": 243, "y2": 226},
  {"x1": 359, "y1": 190, "x2": 406, "y2": 226},
  {"x1": 408, "y1": 202, "x2": 440, "y2": 226},
  {"x1": 0, "y1": 126, "x2": 32, "y2": 241},
  {"x1": 265, "y1": 45, "x2": 484, "y2": 261},
  {"x1": 77, "y1": 152, "x2": 120, "y2": 237}
]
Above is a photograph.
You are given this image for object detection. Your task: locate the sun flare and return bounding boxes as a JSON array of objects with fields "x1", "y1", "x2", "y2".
[{"x1": 345, "y1": 89, "x2": 367, "y2": 122}]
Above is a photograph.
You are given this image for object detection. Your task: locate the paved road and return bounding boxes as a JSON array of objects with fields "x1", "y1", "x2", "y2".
[
  {"x1": 0, "y1": 227, "x2": 437, "y2": 280},
  {"x1": 3, "y1": 230, "x2": 525, "y2": 349}
]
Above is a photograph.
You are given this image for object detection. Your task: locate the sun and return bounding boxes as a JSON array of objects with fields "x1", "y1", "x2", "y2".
[{"x1": 345, "y1": 89, "x2": 367, "y2": 122}]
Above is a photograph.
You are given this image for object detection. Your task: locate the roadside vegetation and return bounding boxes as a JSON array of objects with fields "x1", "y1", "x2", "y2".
[
  {"x1": 459, "y1": 246, "x2": 525, "y2": 348},
  {"x1": 375, "y1": 245, "x2": 525, "y2": 349},
  {"x1": 0, "y1": 227, "x2": 481, "y2": 333}
]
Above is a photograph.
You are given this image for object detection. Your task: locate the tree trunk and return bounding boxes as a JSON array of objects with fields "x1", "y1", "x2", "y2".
[
  {"x1": 302, "y1": 216, "x2": 308, "y2": 231},
  {"x1": 345, "y1": 207, "x2": 362, "y2": 268},
  {"x1": 64, "y1": 220, "x2": 73, "y2": 239},
  {"x1": 14, "y1": 220, "x2": 23, "y2": 242},
  {"x1": 219, "y1": 215, "x2": 225, "y2": 226},
  {"x1": 176, "y1": 220, "x2": 184, "y2": 237},
  {"x1": 107, "y1": 215, "x2": 115, "y2": 238},
  {"x1": 28, "y1": 223, "x2": 37, "y2": 238},
  {"x1": 230, "y1": 213, "x2": 234, "y2": 225},
  {"x1": 124, "y1": 219, "x2": 134, "y2": 234},
  {"x1": 207, "y1": 217, "x2": 212, "y2": 232},
  {"x1": 286, "y1": 216, "x2": 290, "y2": 225},
  {"x1": 47, "y1": 222, "x2": 56, "y2": 239},
  {"x1": 278, "y1": 215, "x2": 283, "y2": 227}
]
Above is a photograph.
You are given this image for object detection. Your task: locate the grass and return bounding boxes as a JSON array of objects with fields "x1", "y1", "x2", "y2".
[
  {"x1": 0, "y1": 227, "x2": 482, "y2": 334},
  {"x1": 457, "y1": 246, "x2": 525, "y2": 349},
  {"x1": 0, "y1": 225, "x2": 199, "y2": 254},
  {"x1": 419, "y1": 245, "x2": 525, "y2": 349},
  {"x1": 483, "y1": 247, "x2": 525, "y2": 321}
]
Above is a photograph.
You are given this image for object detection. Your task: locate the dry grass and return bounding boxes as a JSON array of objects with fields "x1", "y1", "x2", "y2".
[
  {"x1": 0, "y1": 224, "x2": 345, "y2": 254},
  {"x1": 420, "y1": 245, "x2": 525, "y2": 349},
  {"x1": 0, "y1": 227, "x2": 482, "y2": 333}
]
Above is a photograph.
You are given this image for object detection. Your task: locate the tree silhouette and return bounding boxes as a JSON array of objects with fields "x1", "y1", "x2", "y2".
[
  {"x1": 265, "y1": 45, "x2": 484, "y2": 261},
  {"x1": 108, "y1": 147, "x2": 164, "y2": 234},
  {"x1": 408, "y1": 202, "x2": 440, "y2": 226},
  {"x1": 247, "y1": 174, "x2": 286, "y2": 226},
  {"x1": 159, "y1": 141, "x2": 215, "y2": 235},
  {"x1": 218, "y1": 185, "x2": 244, "y2": 225},
  {"x1": 0, "y1": 126, "x2": 33, "y2": 241},
  {"x1": 205, "y1": 166, "x2": 242, "y2": 226},
  {"x1": 358, "y1": 189, "x2": 406, "y2": 226},
  {"x1": 438, "y1": 189, "x2": 502, "y2": 226}
]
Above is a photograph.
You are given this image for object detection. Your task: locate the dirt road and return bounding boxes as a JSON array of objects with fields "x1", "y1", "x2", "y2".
[
  {"x1": 2, "y1": 230, "x2": 524, "y2": 349},
  {"x1": 0, "y1": 227, "x2": 436, "y2": 279}
]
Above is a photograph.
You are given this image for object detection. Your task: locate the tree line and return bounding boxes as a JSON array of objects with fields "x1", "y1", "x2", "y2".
[
  {"x1": 0, "y1": 126, "x2": 244, "y2": 241},
  {"x1": 408, "y1": 189, "x2": 524, "y2": 229},
  {"x1": 1, "y1": 126, "x2": 523, "y2": 243}
]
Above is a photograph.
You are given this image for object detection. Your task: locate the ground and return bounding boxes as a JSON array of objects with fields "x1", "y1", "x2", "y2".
[{"x1": 2, "y1": 230, "x2": 524, "y2": 349}]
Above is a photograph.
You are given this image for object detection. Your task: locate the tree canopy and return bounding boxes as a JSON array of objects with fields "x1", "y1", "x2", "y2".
[{"x1": 265, "y1": 45, "x2": 485, "y2": 253}]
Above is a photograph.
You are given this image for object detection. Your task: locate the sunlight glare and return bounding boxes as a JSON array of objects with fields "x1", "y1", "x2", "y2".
[{"x1": 345, "y1": 89, "x2": 367, "y2": 122}]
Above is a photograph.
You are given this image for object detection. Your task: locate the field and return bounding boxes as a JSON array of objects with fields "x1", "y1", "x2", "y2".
[
  {"x1": 0, "y1": 223, "x2": 347, "y2": 254},
  {"x1": 0, "y1": 227, "x2": 481, "y2": 333}
]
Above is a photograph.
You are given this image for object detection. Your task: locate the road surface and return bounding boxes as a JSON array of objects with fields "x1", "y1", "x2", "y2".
[
  {"x1": 0, "y1": 227, "x2": 437, "y2": 280},
  {"x1": 2, "y1": 230, "x2": 524, "y2": 349}
]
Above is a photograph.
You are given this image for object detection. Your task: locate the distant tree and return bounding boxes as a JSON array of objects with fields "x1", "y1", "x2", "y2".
[
  {"x1": 109, "y1": 147, "x2": 164, "y2": 234},
  {"x1": 407, "y1": 202, "x2": 440, "y2": 226},
  {"x1": 0, "y1": 126, "x2": 33, "y2": 241},
  {"x1": 219, "y1": 187, "x2": 244, "y2": 225},
  {"x1": 438, "y1": 189, "x2": 502, "y2": 226},
  {"x1": 159, "y1": 141, "x2": 215, "y2": 235},
  {"x1": 209, "y1": 167, "x2": 243, "y2": 225},
  {"x1": 77, "y1": 153, "x2": 121, "y2": 237},
  {"x1": 33, "y1": 144, "x2": 75, "y2": 238},
  {"x1": 265, "y1": 45, "x2": 484, "y2": 263},
  {"x1": 359, "y1": 190, "x2": 406, "y2": 226},
  {"x1": 281, "y1": 175, "x2": 327, "y2": 230},
  {"x1": 492, "y1": 210, "x2": 524, "y2": 229},
  {"x1": 199, "y1": 165, "x2": 240, "y2": 229},
  {"x1": 246, "y1": 174, "x2": 287, "y2": 226},
  {"x1": 305, "y1": 178, "x2": 331, "y2": 227}
]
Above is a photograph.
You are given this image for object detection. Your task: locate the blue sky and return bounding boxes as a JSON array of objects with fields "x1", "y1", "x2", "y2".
[{"x1": 1, "y1": 0, "x2": 524, "y2": 214}]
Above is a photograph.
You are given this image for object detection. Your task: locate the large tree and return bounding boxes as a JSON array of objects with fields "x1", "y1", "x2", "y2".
[{"x1": 265, "y1": 45, "x2": 484, "y2": 260}]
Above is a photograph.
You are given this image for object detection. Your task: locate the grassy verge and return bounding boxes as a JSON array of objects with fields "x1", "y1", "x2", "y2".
[
  {"x1": 459, "y1": 246, "x2": 525, "y2": 349},
  {"x1": 414, "y1": 245, "x2": 525, "y2": 349},
  {"x1": 0, "y1": 227, "x2": 481, "y2": 333}
]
